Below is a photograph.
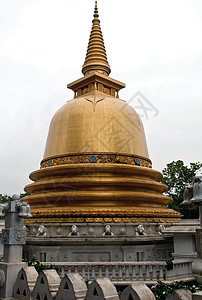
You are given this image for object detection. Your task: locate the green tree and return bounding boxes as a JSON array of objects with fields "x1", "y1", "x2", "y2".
[
  {"x1": 20, "y1": 193, "x2": 29, "y2": 199},
  {"x1": 151, "y1": 280, "x2": 202, "y2": 300},
  {"x1": 0, "y1": 194, "x2": 12, "y2": 204},
  {"x1": 161, "y1": 160, "x2": 202, "y2": 219},
  {"x1": 0, "y1": 193, "x2": 29, "y2": 204}
]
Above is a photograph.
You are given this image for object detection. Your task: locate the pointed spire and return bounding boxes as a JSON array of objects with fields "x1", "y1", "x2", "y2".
[
  {"x1": 94, "y1": 1, "x2": 99, "y2": 18},
  {"x1": 82, "y1": 1, "x2": 111, "y2": 76}
]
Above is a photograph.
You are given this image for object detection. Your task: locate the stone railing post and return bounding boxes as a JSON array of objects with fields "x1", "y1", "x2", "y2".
[
  {"x1": 191, "y1": 176, "x2": 202, "y2": 259},
  {"x1": 0, "y1": 194, "x2": 32, "y2": 299}
]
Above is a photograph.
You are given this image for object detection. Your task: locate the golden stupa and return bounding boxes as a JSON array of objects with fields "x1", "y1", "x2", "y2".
[{"x1": 24, "y1": 2, "x2": 181, "y2": 223}]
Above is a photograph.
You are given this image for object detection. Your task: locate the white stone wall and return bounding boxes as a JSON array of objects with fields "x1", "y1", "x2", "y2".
[{"x1": 13, "y1": 267, "x2": 200, "y2": 300}]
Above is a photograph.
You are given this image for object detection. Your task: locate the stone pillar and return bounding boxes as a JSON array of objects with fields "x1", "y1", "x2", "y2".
[
  {"x1": 200, "y1": 206, "x2": 202, "y2": 229},
  {"x1": 0, "y1": 194, "x2": 32, "y2": 299},
  {"x1": 191, "y1": 176, "x2": 202, "y2": 259}
]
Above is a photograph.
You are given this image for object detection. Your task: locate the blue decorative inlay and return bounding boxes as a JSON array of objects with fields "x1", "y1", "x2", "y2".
[
  {"x1": 90, "y1": 156, "x2": 96, "y2": 162},
  {"x1": 135, "y1": 159, "x2": 140, "y2": 166},
  {"x1": 48, "y1": 160, "x2": 53, "y2": 166}
]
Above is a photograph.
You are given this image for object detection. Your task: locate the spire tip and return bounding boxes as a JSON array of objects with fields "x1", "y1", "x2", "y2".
[
  {"x1": 82, "y1": 1, "x2": 111, "y2": 76},
  {"x1": 94, "y1": 1, "x2": 98, "y2": 18}
]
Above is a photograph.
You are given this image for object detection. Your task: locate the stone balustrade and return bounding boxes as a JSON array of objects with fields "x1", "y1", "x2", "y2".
[
  {"x1": 42, "y1": 260, "x2": 194, "y2": 285},
  {"x1": 13, "y1": 268, "x2": 202, "y2": 300}
]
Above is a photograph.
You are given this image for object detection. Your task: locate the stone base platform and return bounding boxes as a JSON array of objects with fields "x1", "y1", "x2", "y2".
[{"x1": 24, "y1": 222, "x2": 174, "y2": 263}]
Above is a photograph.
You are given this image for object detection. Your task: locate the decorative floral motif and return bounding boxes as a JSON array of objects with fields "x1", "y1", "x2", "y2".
[
  {"x1": 2, "y1": 229, "x2": 26, "y2": 245},
  {"x1": 25, "y1": 207, "x2": 181, "y2": 224},
  {"x1": 41, "y1": 153, "x2": 152, "y2": 169}
]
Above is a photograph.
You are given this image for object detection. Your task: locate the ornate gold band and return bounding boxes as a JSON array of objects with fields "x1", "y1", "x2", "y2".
[
  {"x1": 25, "y1": 207, "x2": 181, "y2": 224},
  {"x1": 41, "y1": 153, "x2": 152, "y2": 169},
  {"x1": 25, "y1": 217, "x2": 180, "y2": 224}
]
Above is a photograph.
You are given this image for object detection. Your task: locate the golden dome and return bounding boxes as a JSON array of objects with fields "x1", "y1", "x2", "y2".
[
  {"x1": 23, "y1": 2, "x2": 181, "y2": 223},
  {"x1": 43, "y1": 91, "x2": 149, "y2": 160}
]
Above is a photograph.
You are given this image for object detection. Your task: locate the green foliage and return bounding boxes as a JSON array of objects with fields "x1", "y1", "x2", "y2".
[
  {"x1": 85, "y1": 279, "x2": 90, "y2": 288},
  {"x1": 24, "y1": 257, "x2": 61, "y2": 275},
  {"x1": 20, "y1": 193, "x2": 29, "y2": 199},
  {"x1": 0, "y1": 193, "x2": 29, "y2": 203},
  {"x1": 0, "y1": 192, "x2": 29, "y2": 204},
  {"x1": 161, "y1": 160, "x2": 202, "y2": 218},
  {"x1": 0, "y1": 193, "x2": 30, "y2": 219},
  {"x1": 0, "y1": 194, "x2": 12, "y2": 204},
  {"x1": 151, "y1": 280, "x2": 202, "y2": 300}
]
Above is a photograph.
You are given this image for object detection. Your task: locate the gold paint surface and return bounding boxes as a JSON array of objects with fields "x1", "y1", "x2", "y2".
[
  {"x1": 41, "y1": 153, "x2": 152, "y2": 168},
  {"x1": 43, "y1": 93, "x2": 149, "y2": 160},
  {"x1": 24, "y1": 160, "x2": 180, "y2": 222},
  {"x1": 25, "y1": 206, "x2": 181, "y2": 224},
  {"x1": 82, "y1": 2, "x2": 111, "y2": 76},
  {"x1": 23, "y1": 2, "x2": 181, "y2": 223}
]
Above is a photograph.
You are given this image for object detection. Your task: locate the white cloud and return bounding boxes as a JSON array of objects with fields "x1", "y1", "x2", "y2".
[{"x1": 0, "y1": 0, "x2": 201, "y2": 194}]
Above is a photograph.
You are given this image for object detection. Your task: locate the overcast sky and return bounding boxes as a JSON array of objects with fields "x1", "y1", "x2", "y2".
[{"x1": 0, "y1": 0, "x2": 201, "y2": 195}]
